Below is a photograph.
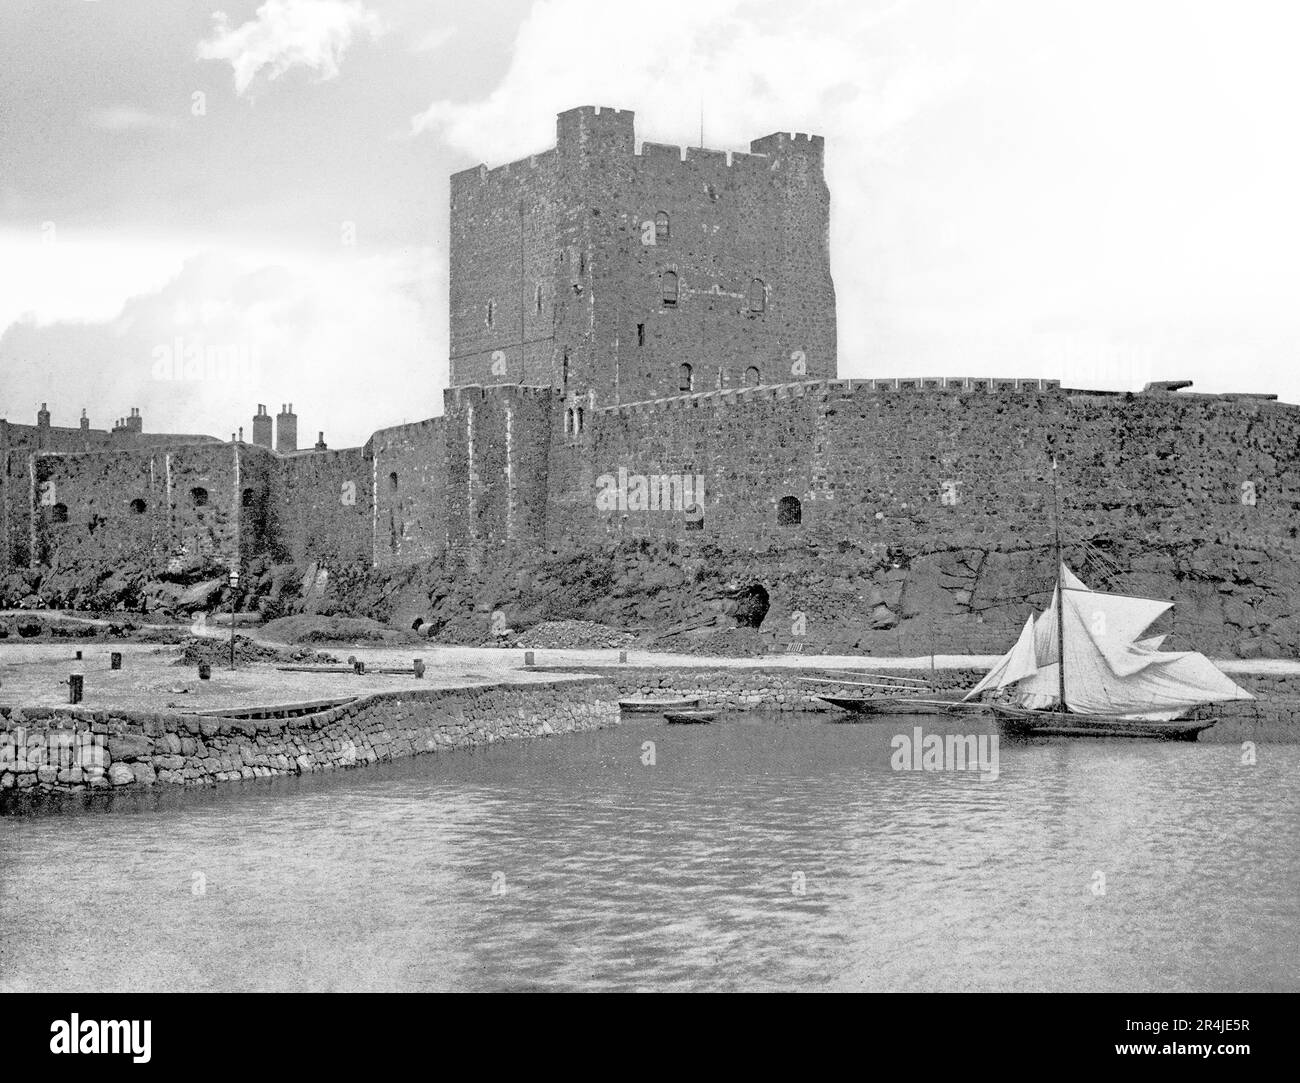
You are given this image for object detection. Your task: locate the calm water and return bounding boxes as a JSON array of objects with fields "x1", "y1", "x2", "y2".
[{"x1": 1, "y1": 712, "x2": 1297, "y2": 992}]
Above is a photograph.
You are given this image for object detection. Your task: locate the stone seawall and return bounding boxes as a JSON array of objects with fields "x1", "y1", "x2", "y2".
[
  {"x1": 548, "y1": 664, "x2": 1300, "y2": 742},
  {"x1": 0, "y1": 678, "x2": 619, "y2": 807},
  {"x1": 600, "y1": 665, "x2": 981, "y2": 711}
]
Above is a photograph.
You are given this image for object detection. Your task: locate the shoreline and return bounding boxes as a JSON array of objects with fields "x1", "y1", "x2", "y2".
[{"x1": 4, "y1": 638, "x2": 1299, "y2": 811}]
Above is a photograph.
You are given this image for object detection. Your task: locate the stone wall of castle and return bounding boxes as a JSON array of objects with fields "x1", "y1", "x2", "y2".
[
  {"x1": 448, "y1": 150, "x2": 561, "y2": 390},
  {"x1": 8, "y1": 377, "x2": 1300, "y2": 658},
  {"x1": 554, "y1": 379, "x2": 1298, "y2": 558},
  {"x1": 28, "y1": 443, "x2": 261, "y2": 577},
  {"x1": 509, "y1": 377, "x2": 1299, "y2": 655},
  {"x1": 1, "y1": 410, "x2": 221, "y2": 576},
  {"x1": 444, "y1": 385, "x2": 556, "y2": 571},
  {"x1": 278, "y1": 447, "x2": 372, "y2": 569},
  {"x1": 447, "y1": 106, "x2": 836, "y2": 406},
  {"x1": 370, "y1": 418, "x2": 449, "y2": 567}
]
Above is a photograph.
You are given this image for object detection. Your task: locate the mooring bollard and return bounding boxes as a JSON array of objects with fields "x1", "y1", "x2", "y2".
[
  {"x1": 619, "y1": 650, "x2": 627, "y2": 664},
  {"x1": 413, "y1": 658, "x2": 425, "y2": 679},
  {"x1": 198, "y1": 663, "x2": 211, "y2": 681},
  {"x1": 524, "y1": 650, "x2": 535, "y2": 667},
  {"x1": 353, "y1": 659, "x2": 366, "y2": 675},
  {"x1": 75, "y1": 649, "x2": 82, "y2": 661},
  {"x1": 109, "y1": 652, "x2": 122, "y2": 670},
  {"x1": 68, "y1": 674, "x2": 83, "y2": 704}
]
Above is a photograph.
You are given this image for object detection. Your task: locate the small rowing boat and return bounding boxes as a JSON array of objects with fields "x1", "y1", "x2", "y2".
[
  {"x1": 664, "y1": 709, "x2": 717, "y2": 724},
  {"x1": 618, "y1": 696, "x2": 700, "y2": 714},
  {"x1": 816, "y1": 694, "x2": 970, "y2": 717}
]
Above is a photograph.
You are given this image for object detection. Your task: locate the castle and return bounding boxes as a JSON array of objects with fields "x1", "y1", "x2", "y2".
[{"x1": 3, "y1": 106, "x2": 1299, "y2": 656}]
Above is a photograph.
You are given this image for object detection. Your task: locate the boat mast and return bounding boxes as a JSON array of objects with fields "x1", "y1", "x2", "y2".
[{"x1": 1052, "y1": 455, "x2": 1066, "y2": 713}]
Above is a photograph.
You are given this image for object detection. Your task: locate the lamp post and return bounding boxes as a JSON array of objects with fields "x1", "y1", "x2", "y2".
[{"x1": 228, "y1": 568, "x2": 240, "y2": 670}]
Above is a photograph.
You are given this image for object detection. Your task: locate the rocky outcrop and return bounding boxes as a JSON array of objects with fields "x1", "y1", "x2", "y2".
[{"x1": 323, "y1": 537, "x2": 1300, "y2": 660}]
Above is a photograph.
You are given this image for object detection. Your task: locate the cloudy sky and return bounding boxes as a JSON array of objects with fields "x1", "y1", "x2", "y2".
[{"x1": 2, "y1": 0, "x2": 1298, "y2": 447}]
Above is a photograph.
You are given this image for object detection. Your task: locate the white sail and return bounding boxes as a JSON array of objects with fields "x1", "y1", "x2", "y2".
[
  {"x1": 968, "y1": 563, "x2": 1253, "y2": 719},
  {"x1": 1055, "y1": 587, "x2": 1252, "y2": 717},
  {"x1": 963, "y1": 614, "x2": 1038, "y2": 701}
]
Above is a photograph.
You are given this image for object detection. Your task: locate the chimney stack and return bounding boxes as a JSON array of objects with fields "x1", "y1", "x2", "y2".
[
  {"x1": 252, "y1": 404, "x2": 272, "y2": 448},
  {"x1": 37, "y1": 403, "x2": 50, "y2": 428},
  {"x1": 314, "y1": 430, "x2": 327, "y2": 451},
  {"x1": 79, "y1": 409, "x2": 89, "y2": 432},
  {"x1": 275, "y1": 403, "x2": 297, "y2": 454},
  {"x1": 125, "y1": 406, "x2": 142, "y2": 435}
]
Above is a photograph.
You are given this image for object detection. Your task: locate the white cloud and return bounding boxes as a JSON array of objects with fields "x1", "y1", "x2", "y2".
[
  {"x1": 411, "y1": 0, "x2": 950, "y2": 162},
  {"x1": 0, "y1": 239, "x2": 445, "y2": 447},
  {"x1": 197, "y1": 0, "x2": 384, "y2": 96}
]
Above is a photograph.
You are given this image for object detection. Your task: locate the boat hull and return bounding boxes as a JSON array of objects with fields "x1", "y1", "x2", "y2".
[
  {"x1": 817, "y1": 695, "x2": 969, "y2": 717},
  {"x1": 990, "y1": 704, "x2": 1215, "y2": 740},
  {"x1": 664, "y1": 710, "x2": 716, "y2": 724},
  {"x1": 618, "y1": 697, "x2": 700, "y2": 714}
]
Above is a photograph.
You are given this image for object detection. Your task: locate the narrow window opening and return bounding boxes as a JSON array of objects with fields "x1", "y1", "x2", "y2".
[
  {"x1": 389, "y1": 471, "x2": 399, "y2": 492},
  {"x1": 662, "y1": 270, "x2": 678, "y2": 307},
  {"x1": 129, "y1": 498, "x2": 147, "y2": 515},
  {"x1": 190, "y1": 487, "x2": 209, "y2": 507},
  {"x1": 637, "y1": 323, "x2": 645, "y2": 347},
  {"x1": 486, "y1": 299, "x2": 495, "y2": 327},
  {"x1": 52, "y1": 502, "x2": 68, "y2": 523},
  {"x1": 679, "y1": 363, "x2": 694, "y2": 392},
  {"x1": 535, "y1": 283, "x2": 543, "y2": 314},
  {"x1": 748, "y1": 278, "x2": 767, "y2": 313},
  {"x1": 655, "y1": 211, "x2": 669, "y2": 241},
  {"x1": 777, "y1": 495, "x2": 802, "y2": 526},
  {"x1": 240, "y1": 488, "x2": 254, "y2": 508}
]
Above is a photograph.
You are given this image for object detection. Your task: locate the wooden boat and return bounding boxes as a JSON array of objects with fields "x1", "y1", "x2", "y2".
[
  {"x1": 664, "y1": 709, "x2": 717, "y2": 724},
  {"x1": 964, "y1": 457, "x2": 1252, "y2": 741},
  {"x1": 816, "y1": 694, "x2": 908, "y2": 715},
  {"x1": 990, "y1": 704, "x2": 1213, "y2": 741},
  {"x1": 618, "y1": 696, "x2": 700, "y2": 714}
]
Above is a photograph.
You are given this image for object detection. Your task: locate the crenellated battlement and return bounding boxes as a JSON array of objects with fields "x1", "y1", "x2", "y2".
[
  {"x1": 590, "y1": 374, "x2": 1300, "y2": 428},
  {"x1": 594, "y1": 376, "x2": 1065, "y2": 417},
  {"x1": 636, "y1": 142, "x2": 775, "y2": 175},
  {"x1": 450, "y1": 108, "x2": 826, "y2": 199},
  {"x1": 749, "y1": 131, "x2": 825, "y2": 171},
  {"x1": 449, "y1": 149, "x2": 558, "y2": 200}
]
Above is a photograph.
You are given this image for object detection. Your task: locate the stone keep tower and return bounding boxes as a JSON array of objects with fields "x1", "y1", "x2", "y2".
[{"x1": 448, "y1": 106, "x2": 836, "y2": 407}]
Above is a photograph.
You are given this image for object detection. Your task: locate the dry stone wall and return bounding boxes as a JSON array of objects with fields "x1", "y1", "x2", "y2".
[{"x1": 0, "y1": 678, "x2": 618, "y2": 805}]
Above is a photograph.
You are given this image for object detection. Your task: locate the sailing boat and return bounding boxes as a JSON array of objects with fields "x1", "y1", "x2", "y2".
[{"x1": 964, "y1": 461, "x2": 1253, "y2": 740}]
